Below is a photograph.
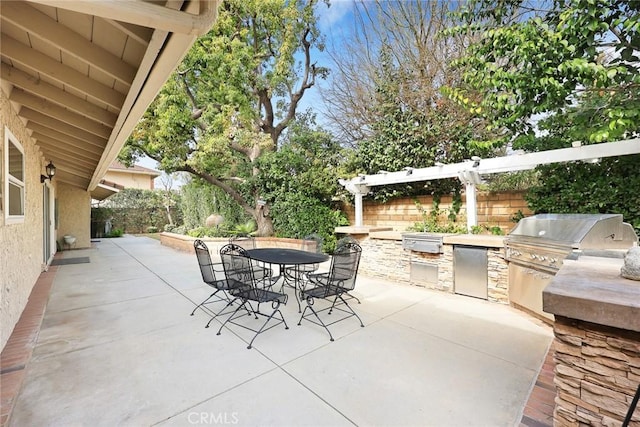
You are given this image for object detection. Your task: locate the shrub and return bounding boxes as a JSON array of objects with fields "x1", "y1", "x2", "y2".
[
  {"x1": 147, "y1": 226, "x2": 158, "y2": 233},
  {"x1": 106, "y1": 229, "x2": 123, "y2": 238}
]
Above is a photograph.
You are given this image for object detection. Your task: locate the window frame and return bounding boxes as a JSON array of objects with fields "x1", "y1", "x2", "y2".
[{"x1": 4, "y1": 127, "x2": 25, "y2": 224}]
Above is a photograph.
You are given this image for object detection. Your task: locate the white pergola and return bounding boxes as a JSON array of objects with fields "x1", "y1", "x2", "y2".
[{"x1": 339, "y1": 138, "x2": 640, "y2": 230}]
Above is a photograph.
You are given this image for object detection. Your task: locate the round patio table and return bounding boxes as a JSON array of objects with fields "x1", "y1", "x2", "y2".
[{"x1": 245, "y1": 248, "x2": 329, "y2": 312}]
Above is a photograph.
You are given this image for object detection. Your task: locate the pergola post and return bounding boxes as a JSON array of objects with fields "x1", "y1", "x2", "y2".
[
  {"x1": 339, "y1": 179, "x2": 370, "y2": 228},
  {"x1": 458, "y1": 170, "x2": 481, "y2": 232},
  {"x1": 354, "y1": 193, "x2": 364, "y2": 227}
]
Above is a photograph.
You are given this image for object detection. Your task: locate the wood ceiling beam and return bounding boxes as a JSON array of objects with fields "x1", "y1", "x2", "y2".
[
  {"x1": 1, "y1": 35, "x2": 126, "y2": 109},
  {"x1": 38, "y1": 148, "x2": 99, "y2": 171},
  {"x1": 25, "y1": 0, "x2": 219, "y2": 36},
  {"x1": 1, "y1": 64, "x2": 118, "y2": 127},
  {"x1": 52, "y1": 169, "x2": 91, "y2": 188},
  {"x1": 27, "y1": 121, "x2": 106, "y2": 152},
  {"x1": 104, "y1": 19, "x2": 152, "y2": 47},
  {"x1": 11, "y1": 88, "x2": 112, "y2": 139},
  {"x1": 33, "y1": 133, "x2": 103, "y2": 162},
  {"x1": 1, "y1": 2, "x2": 136, "y2": 86},
  {"x1": 21, "y1": 108, "x2": 108, "y2": 149}
]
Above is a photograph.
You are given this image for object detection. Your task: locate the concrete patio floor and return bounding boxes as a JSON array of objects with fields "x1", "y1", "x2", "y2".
[{"x1": 9, "y1": 235, "x2": 553, "y2": 426}]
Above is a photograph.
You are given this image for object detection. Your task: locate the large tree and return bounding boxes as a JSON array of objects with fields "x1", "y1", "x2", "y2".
[
  {"x1": 447, "y1": 0, "x2": 640, "y2": 229},
  {"x1": 322, "y1": 1, "x2": 493, "y2": 201},
  {"x1": 321, "y1": 0, "x2": 478, "y2": 146},
  {"x1": 120, "y1": 0, "x2": 328, "y2": 236},
  {"x1": 446, "y1": 0, "x2": 640, "y2": 146}
]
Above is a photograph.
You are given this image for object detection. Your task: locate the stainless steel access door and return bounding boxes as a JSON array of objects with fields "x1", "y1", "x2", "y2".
[{"x1": 453, "y1": 245, "x2": 488, "y2": 299}]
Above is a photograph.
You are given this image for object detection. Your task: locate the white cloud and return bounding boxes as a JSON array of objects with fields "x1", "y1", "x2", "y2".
[{"x1": 316, "y1": 0, "x2": 354, "y2": 31}]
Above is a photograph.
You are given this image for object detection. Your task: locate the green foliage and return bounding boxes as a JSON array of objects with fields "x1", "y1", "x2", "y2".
[
  {"x1": 446, "y1": 0, "x2": 640, "y2": 144},
  {"x1": 470, "y1": 225, "x2": 505, "y2": 236},
  {"x1": 525, "y1": 156, "x2": 640, "y2": 232},
  {"x1": 105, "y1": 229, "x2": 123, "y2": 238},
  {"x1": 270, "y1": 192, "x2": 348, "y2": 253},
  {"x1": 146, "y1": 226, "x2": 158, "y2": 233},
  {"x1": 179, "y1": 178, "x2": 248, "y2": 230},
  {"x1": 99, "y1": 188, "x2": 174, "y2": 233},
  {"x1": 255, "y1": 118, "x2": 347, "y2": 248},
  {"x1": 120, "y1": 0, "x2": 328, "y2": 236},
  {"x1": 484, "y1": 170, "x2": 540, "y2": 192},
  {"x1": 347, "y1": 47, "x2": 494, "y2": 202},
  {"x1": 408, "y1": 198, "x2": 467, "y2": 233},
  {"x1": 231, "y1": 220, "x2": 257, "y2": 236}
]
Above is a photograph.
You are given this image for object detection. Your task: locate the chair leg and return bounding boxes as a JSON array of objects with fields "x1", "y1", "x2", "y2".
[
  {"x1": 205, "y1": 298, "x2": 236, "y2": 328},
  {"x1": 247, "y1": 302, "x2": 288, "y2": 349},
  {"x1": 216, "y1": 298, "x2": 245, "y2": 336},
  {"x1": 190, "y1": 290, "x2": 221, "y2": 316},
  {"x1": 346, "y1": 291, "x2": 361, "y2": 304},
  {"x1": 297, "y1": 298, "x2": 335, "y2": 342},
  {"x1": 337, "y1": 294, "x2": 365, "y2": 327}
]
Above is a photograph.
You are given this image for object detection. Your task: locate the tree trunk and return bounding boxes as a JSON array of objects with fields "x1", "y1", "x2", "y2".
[{"x1": 255, "y1": 212, "x2": 274, "y2": 237}]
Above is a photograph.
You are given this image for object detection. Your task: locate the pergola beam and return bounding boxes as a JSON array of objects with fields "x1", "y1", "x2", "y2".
[{"x1": 340, "y1": 139, "x2": 640, "y2": 228}]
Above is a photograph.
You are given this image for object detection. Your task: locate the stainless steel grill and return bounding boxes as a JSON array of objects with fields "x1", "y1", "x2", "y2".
[{"x1": 505, "y1": 214, "x2": 638, "y2": 321}]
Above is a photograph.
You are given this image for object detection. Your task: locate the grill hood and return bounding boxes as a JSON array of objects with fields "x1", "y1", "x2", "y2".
[{"x1": 507, "y1": 214, "x2": 638, "y2": 250}]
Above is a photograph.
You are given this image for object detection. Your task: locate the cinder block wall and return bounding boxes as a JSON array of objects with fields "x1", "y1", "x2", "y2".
[{"x1": 343, "y1": 191, "x2": 533, "y2": 232}]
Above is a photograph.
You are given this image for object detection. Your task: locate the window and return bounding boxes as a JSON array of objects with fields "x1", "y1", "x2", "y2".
[{"x1": 4, "y1": 127, "x2": 25, "y2": 224}]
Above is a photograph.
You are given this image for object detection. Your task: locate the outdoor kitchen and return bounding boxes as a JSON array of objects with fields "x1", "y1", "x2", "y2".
[{"x1": 337, "y1": 214, "x2": 640, "y2": 425}]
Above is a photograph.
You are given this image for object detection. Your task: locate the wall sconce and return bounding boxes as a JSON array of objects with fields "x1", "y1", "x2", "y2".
[
  {"x1": 40, "y1": 161, "x2": 56, "y2": 183},
  {"x1": 471, "y1": 156, "x2": 481, "y2": 168}
]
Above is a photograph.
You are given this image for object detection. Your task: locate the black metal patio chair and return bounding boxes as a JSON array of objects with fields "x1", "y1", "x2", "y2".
[
  {"x1": 334, "y1": 236, "x2": 362, "y2": 304},
  {"x1": 217, "y1": 243, "x2": 288, "y2": 349},
  {"x1": 229, "y1": 235, "x2": 273, "y2": 284},
  {"x1": 191, "y1": 239, "x2": 249, "y2": 328},
  {"x1": 297, "y1": 241, "x2": 364, "y2": 341}
]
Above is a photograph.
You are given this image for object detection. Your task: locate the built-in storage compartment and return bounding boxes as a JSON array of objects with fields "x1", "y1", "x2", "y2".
[
  {"x1": 409, "y1": 261, "x2": 439, "y2": 286},
  {"x1": 453, "y1": 245, "x2": 488, "y2": 299}
]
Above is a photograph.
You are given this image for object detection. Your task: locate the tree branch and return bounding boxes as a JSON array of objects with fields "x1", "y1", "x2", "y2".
[{"x1": 177, "y1": 164, "x2": 256, "y2": 216}]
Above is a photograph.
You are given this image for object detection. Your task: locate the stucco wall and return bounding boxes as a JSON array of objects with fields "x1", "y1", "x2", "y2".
[
  {"x1": 0, "y1": 91, "x2": 47, "y2": 350},
  {"x1": 103, "y1": 170, "x2": 155, "y2": 190},
  {"x1": 57, "y1": 183, "x2": 91, "y2": 249}
]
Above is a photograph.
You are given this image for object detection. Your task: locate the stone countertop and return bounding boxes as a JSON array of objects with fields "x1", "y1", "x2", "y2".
[
  {"x1": 369, "y1": 230, "x2": 404, "y2": 240},
  {"x1": 442, "y1": 234, "x2": 505, "y2": 248},
  {"x1": 334, "y1": 226, "x2": 393, "y2": 235},
  {"x1": 543, "y1": 256, "x2": 640, "y2": 332}
]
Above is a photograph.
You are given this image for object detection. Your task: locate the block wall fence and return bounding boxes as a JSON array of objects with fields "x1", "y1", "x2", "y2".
[{"x1": 342, "y1": 191, "x2": 533, "y2": 232}]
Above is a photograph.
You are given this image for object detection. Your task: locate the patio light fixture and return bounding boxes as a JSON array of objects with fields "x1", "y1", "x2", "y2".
[{"x1": 40, "y1": 161, "x2": 57, "y2": 183}]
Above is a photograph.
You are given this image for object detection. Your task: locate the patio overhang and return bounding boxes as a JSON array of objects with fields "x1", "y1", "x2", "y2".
[
  {"x1": 1, "y1": 0, "x2": 220, "y2": 192},
  {"x1": 91, "y1": 179, "x2": 124, "y2": 201}
]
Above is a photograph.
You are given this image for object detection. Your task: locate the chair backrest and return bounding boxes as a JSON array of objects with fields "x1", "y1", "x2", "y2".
[
  {"x1": 194, "y1": 239, "x2": 219, "y2": 285},
  {"x1": 327, "y1": 241, "x2": 362, "y2": 291},
  {"x1": 229, "y1": 235, "x2": 256, "y2": 250},
  {"x1": 219, "y1": 243, "x2": 253, "y2": 288},
  {"x1": 301, "y1": 233, "x2": 324, "y2": 254},
  {"x1": 336, "y1": 236, "x2": 358, "y2": 250}
]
